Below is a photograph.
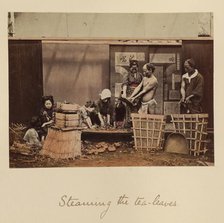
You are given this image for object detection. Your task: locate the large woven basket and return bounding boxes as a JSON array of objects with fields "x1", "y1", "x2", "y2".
[
  {"x1": 170, "y1": 113, "x2": 208, "y2": 156},
  {"x1": 41, "y1": 128, "x2": 81, "y2": 159},
  {"x1": 131, "y1": 113, "x2": 166, "y2": 151}
]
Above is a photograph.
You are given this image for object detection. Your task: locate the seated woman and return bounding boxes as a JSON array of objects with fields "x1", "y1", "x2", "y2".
[
  {"x1": 95, "y1": 89, "x2": 114, "y2": 127},
  {"x1": 39, "y1": 95, "x2": 54, "y2": 141}
]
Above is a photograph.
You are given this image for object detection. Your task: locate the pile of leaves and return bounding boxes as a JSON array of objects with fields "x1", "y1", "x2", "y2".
[{"x1": 9, "y1": 123, "x2": 27, "y2": 145}]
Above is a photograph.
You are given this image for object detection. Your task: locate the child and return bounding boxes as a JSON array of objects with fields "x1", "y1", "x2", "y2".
[
  {"x1": 114, "y1": 98, "x2": 126, "y2": 128},
  {"x1": 23, "y1": 116, "x2": 42, "y2": 148},
  {"x1": 79, "y1": 101, "x2": 95, "y2": 128}
]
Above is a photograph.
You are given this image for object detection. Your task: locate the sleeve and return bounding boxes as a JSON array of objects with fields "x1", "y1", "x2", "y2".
[
  {"x1": 95, "y1": 100, "x2": 101, "y2": 113},
  {"x1": 191, "y1": 75, "x2": 204, "y2": 98},
  {"x1": 39, "y1": 108, "x2": 47, "y2": 124},
  {"x1": 79, "y1": 106, "x2": 88, "y2": 119},
  {"x1": 108, "y1": 103, "x2": 114, "y2": 116},
  {"x1": 122, "y1": 72, "x2": 129, "y2": 86}
]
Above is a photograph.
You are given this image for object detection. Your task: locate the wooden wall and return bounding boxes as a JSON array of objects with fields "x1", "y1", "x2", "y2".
[
  {"x1": 9, "y1": 40, "x2": 43, "y2": 124},
  {"x1": 182, "y1": 40, "x2": 213, "y2": 128},
  {"x1": 8, "y1": 40, "x2": 213, "y2": 129},
  {"x1": 42, "y1": 43, "x2": 109, "y2": 104}
]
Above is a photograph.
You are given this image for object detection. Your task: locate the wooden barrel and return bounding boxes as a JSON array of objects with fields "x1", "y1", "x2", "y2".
[{"x1": 41, "y1": 128, "x2": 81, "y2": 159}]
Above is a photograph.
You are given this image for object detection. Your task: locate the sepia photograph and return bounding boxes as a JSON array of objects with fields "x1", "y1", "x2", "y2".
[
  {"x1": 8, "y1": 12, "x2": 214, "y2": 168},
  {"x1": 2, "y1": 1, "x2": 224, "y2": 222}
]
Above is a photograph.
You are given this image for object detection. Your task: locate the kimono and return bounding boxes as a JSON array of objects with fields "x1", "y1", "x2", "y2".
[{"x1": 182, "y1": 70, "x2": 204, "y2": 113}]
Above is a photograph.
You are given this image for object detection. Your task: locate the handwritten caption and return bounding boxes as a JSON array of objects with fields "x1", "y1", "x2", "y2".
[{"x1": 59, "y1": 194, "x2": 177, "y2": 219}]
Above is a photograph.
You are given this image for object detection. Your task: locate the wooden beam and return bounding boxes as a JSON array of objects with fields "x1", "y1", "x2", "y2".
[{"x1": 8, "y1": 37, "x2": 213, "y2": 45}]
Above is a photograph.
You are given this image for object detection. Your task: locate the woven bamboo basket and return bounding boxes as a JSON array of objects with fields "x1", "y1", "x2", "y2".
[
  {"x1": 59, "y1": 103, "x2": 80, "y2": 112},
  {"x1": 41, "y1": 128, "x2": 81, "y2": 159},
  {"x1": 131, "y1": 113, "x2": 166, "y2": 151},
  {"x1": 55, "y1": 112, "x2": 80, "y2": 128},
  {"x1": 170, "y1": 113, "x2": 208, "y2": 156}
]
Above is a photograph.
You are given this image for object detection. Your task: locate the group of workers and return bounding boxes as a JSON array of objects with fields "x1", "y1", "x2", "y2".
[
  {"x1": 122, "y1": 58, "x2": 204, "y2": 116},
  {"x1": 23, "y1": 57, "x2": 204, "y2": 147},
  {"x1": 79, "y1": 59, "x2": 159, "y2": 129},
  {"x1": 79, "y1": 58, "x2": 204, "y2": 129}
]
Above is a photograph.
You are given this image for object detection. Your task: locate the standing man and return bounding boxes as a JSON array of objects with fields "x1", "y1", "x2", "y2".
[
  {"x1": 121, "y1": 60, "x2": 143, "y2": 127},
  {"x1": 122, "y1": 60, "x2": 143, "y2": 99},
  {"x1": 180, "y1": 59, "x2": 204, "y2": 114},
  {"x1": 128, "y1": 63, "x2": 158, "y2": 114}
]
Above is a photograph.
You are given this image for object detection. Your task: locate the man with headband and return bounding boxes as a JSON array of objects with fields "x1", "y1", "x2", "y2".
[
  {"x1": 128, "y1": 63, "x2": 158, "y2": 114},
  {"x1": 122, "y1": 59, "x2": 143, "y2": 126}
]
